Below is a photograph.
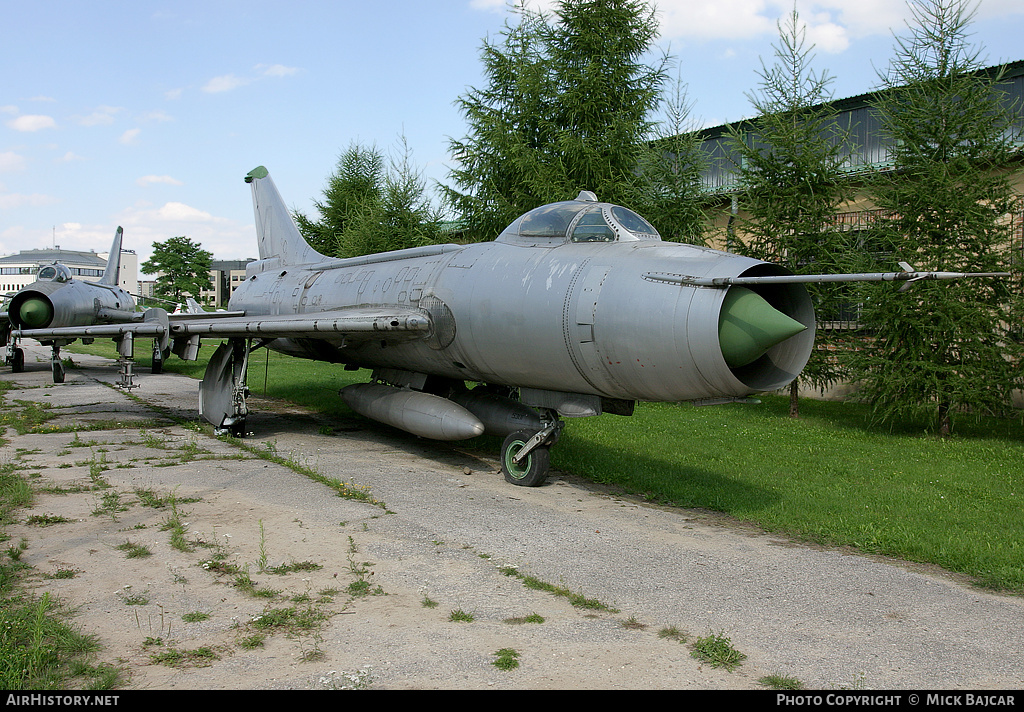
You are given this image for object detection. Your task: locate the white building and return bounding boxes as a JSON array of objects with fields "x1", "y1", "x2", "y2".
[{"x1": 0, "y1": 246, "x2": 139, "y2": 296}]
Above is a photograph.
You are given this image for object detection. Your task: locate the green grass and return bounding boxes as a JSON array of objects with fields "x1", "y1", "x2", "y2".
[
  {"x1": 555, "y1": 397, "x2": 1024, "y2": 592},
  {"x1": 492, "y1": 648, "x2": 521, "y2": 670},
  {"x1": 64, "y1": 340, "x2": 1024, "y2": 593},
  {"x1": 0, "y1": 591, "x2": 120, "y2": 689},
  {"x1": 691, "y1": 631, "x2": 747, "y2": 671}
]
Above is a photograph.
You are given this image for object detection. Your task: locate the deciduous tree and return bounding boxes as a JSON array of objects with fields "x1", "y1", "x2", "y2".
[{"x1": 141, "y1": 235, "x2": 213, "y2": 305}]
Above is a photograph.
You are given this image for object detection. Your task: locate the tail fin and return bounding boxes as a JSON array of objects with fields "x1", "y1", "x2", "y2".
[
  {"x1": 245, "y1": 166, "x2": 327, "y2": 265},
  {"x1": 100, "y1": 227, "x2": 123, "y2": 286},
  {"x1": 185, "y1": 297, "x2": 207, "y2": 314}
]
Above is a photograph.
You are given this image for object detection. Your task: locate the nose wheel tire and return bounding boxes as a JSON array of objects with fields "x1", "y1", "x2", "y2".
[{"x1": 501, "y1": 429, "x2": 551, "y2": 487}]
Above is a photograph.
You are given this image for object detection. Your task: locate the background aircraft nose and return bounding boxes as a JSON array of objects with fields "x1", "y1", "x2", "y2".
[
  {"x1": 718, "y1": 287, "x2": 807, "y2": 368},
  {"x1": 18, "y1": 296, "x2": 54, "y2": 328}
]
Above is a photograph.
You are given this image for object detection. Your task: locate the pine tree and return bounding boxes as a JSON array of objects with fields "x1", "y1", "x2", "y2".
[
  {"x1": 445, "y1": 0, "x2": 667, "y2": 242},
  {"x1": 850, "y1": 0, "x2": 1022, "y2": 435},
  {"x1": 631, "y1": 72, "x2": 710, "y2": 245},
  {"x1": 296, "y1": 139, "x2": 446, "y2": 259},
  {"x1": 728, "y1": 7, "x2": 855, "y2": 416},
  {"x1": 295, "y1": 143, "x2": 385, "y2": 255}
]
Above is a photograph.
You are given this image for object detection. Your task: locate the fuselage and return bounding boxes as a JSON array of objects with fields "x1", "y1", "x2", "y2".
[
  {"x1": 229, "y1": 198, "x2": 815, "y2": 405},
  {"x1": 8, "y1": 273, "x2": 136, "y2": 331}
]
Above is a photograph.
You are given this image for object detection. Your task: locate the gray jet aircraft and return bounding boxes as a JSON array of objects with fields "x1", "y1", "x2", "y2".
[
  {"x1": 10, "y1": 167, "x2": 1006, "y2": 486},
  {"x1": 1, "y1": 228, "x2": 174, "y2": 384}
]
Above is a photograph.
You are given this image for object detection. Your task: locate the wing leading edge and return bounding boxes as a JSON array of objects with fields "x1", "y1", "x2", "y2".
[{"x1": 10, "y1": 305, "x2": 432, "y2": 343}]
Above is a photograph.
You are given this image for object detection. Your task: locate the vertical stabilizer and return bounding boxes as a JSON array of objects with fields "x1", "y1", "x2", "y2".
[
  {"x1": 100, "y1": 227, "x2": 123, "y2": 286},
  {"x1": 245, "y1": 166, "x2": 328, "y2": 265}
]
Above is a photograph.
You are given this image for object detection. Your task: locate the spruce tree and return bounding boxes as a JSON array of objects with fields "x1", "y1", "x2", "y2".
[
  {"x1": 631, "y1": 72, "x2": 710, "y2": 245},
  {"x1": 445, "y1": 0, "x2": 667, "y2": 242},
  {"x1": 295, "y1": 143, "x2": 385, "y2": 255},
  {"x1": 850, "y1": 0, "x2": 1022, "y2": 435},
  {"x1": 728, "y1": 7, "x2": 855, "y2": 416},
  {"x1": 296, "y1": 139, "x2": 445, "y2": 259}
]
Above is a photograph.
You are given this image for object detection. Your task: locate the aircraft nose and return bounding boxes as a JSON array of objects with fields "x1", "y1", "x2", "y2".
[
  {"x1": 718, "y1": 287, "x2": 807, "y2": 368},
  {"x1": 18, "y1": 296, "x2": 54, "y2": 328}
]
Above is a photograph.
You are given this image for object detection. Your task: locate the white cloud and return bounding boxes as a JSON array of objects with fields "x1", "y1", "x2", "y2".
[
  {"x1": 469, "y1": 1, "x2": 904, "y2": 51},
  {"x1": 821, "y1": 1, "x2": 910, "y2": 38},
  {"x1": 474, "y1": 0, "x2": 1020, "y2": 50},
  {"x1": 203, "y1": 64, "x2": 300, "y2": 94},
  {"x1": 469, "y1": 0, "x2": 510, "y2": 12},
  {"x1": 58, "y1": 152, "x2": 85, "y2": 163},
  {"x1": 141, "y1": 110, "x2": 174, "y2": 123},
  {"x1": 203, "y1": 74, "x2": 251, "y2": 93},
  {"x1": 157, "y1": 202, "x2": 218, "y2": 222},
  {"x1": 0, "y1": 192, "x2": 59, "y2": 210},
  {"x1": 137, "y1": 175, "x2": 183, "y2": 187},
  {"x1": 259, "y1": 64, "x2": 299, "y2": 78},
  {"x1": 804, "y1": 18, "x2": 849, "y2": 53},
  {"x1": 976, "y1": 0, "x2": 1024, "y2": 19},
  {"x1": 7, "y1": 114, "x2": 56, "y2": 132},
  {"x1": 119, "y1": 128, "x2": 142, "y2": 145},
  {"x1": 0, "y1": 152, "x2": 26, "y2": 172},
  {"x1": 115, "y1": 202, "x2": 254, "y2": 268},
  {"x1": 657, "y1": 0, "x2": 777, "y2": 41},
  {"x1": 77, "y1": 106, "x2": 122, "y2": 127}
]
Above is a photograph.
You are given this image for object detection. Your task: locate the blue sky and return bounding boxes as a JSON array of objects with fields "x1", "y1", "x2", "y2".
[{"x1": 3, "y1": 0, "x2": 1023, "y2": 274}]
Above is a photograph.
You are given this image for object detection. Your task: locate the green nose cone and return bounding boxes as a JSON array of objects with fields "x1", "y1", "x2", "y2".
[
  {"x1": 19, "y1": 297, "x2": 54, "y2": 328},
  {"x1": 718, "y1": 287, "x2": 807, "y2": 369}
]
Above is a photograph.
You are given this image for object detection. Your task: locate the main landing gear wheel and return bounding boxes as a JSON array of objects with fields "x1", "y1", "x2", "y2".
[
  {"x1": 501, "y1": 429, "x2": 551, "y2": 487},
  {"x1": 228, "y1": 417, "x2": 247, "y2": 438},
  {"x1": 50, "y1": 345, "x2": 65, "y2": 383},
  {"x1": 11, "y1": 348, "x2": 25, "y2": 373}
]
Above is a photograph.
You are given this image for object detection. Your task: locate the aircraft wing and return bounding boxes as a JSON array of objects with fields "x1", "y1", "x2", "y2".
[
  {"x1": 11, "y1": 305, "x2": 431, "y2": 343},
  {"x1": 647, "y1": 263, "x2": 1011, "y2": 288},
  {"x1": 167, "y1": 306, "x2": 430, "y2": 339}
]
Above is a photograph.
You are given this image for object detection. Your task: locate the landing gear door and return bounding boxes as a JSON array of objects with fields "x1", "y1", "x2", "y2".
[{"x1": 199, "y1": 340, "x2": 250, "y2": 436}]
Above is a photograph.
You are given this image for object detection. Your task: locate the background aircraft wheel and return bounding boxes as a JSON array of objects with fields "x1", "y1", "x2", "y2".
[
  {"x1": 11, "y1": 348, "x2": 25, "y2": 373},
  {"x1": 501, "y1": 429, "x2": 550, "y2": 487},
  {"x1": 52, "y1": 359, "x2": 65, "y2": 383},
  {"x1": 152, "y1": 346, "x2": 170, "y2": 374},
  {"x1": 228, "y1": 418, "x2": 247, "y2": 438}
]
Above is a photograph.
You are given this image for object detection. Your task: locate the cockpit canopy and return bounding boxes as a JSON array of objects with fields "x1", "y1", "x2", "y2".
[
  {"x1": 37, "y1": 264, "x2": 72, "y2": 283},
  {"x1": 496, "y1": 192, "x2": 661, "y2": 246}
]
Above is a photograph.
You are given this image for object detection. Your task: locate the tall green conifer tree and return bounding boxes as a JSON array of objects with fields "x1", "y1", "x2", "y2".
[
  {"x1": 296, "y1": 140, "x2": 446, "y2": 259},
  {"x1": 445, "y1": 0, "x2": 668, "y2": 242},
  {"x1": 851, "y1": 0, "x2": 1022, "y2": 435},
  {"x1": 728, "y1": 7, "x2": 855, "y2": 416}
]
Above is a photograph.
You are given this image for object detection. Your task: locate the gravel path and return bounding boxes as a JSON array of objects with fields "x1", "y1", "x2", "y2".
[{"x1": 2, "y1": 342, "x2": 1021, "y2": 691}]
